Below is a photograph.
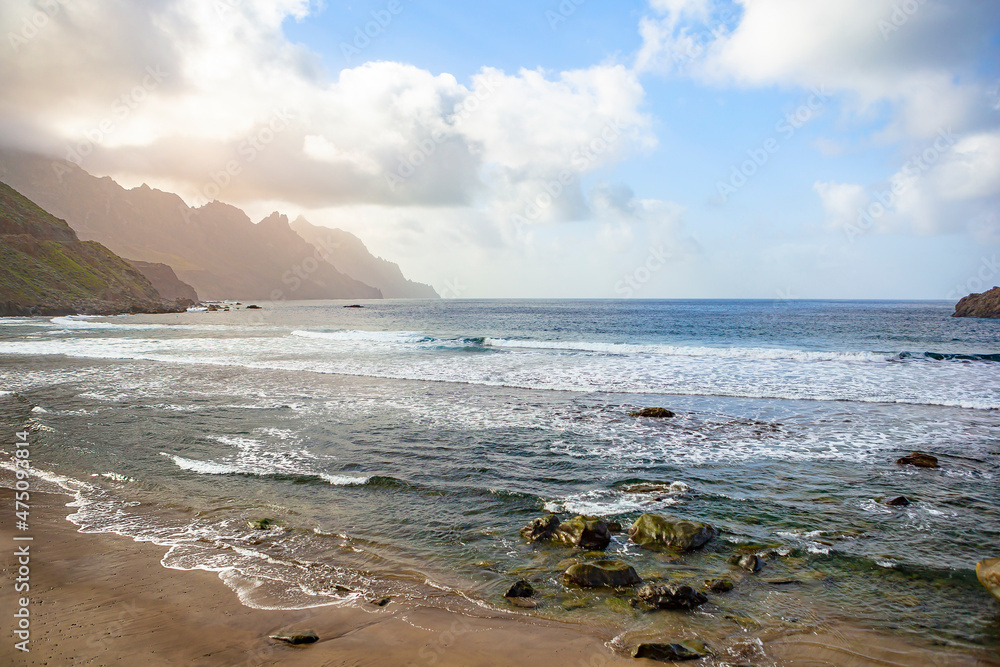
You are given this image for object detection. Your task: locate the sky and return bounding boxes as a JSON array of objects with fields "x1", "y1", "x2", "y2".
[{"x1": 1, "y1": 0, "x2": 999, "y2": 299}]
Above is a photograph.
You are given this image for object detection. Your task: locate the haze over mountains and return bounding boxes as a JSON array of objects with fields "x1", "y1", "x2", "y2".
[{"x1": 0, "y1": 150, "x2": 437, "y2": 302}]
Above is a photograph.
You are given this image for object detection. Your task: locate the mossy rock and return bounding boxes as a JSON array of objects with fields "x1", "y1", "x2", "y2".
[
  {"x1": 554, "y1": 515, "x2": 611, "y2": 550},
  {"x1": 519, "y1": 514, "x2": 560, "y2": 542},
  {"x1": 629, "y1": 513, "x2": 716, "y2": 551},
  {"x1": 563, "y1": 560, "x2": 642, "y2": 588}
]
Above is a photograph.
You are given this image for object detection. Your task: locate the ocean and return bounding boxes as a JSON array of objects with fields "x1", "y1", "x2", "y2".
[{"x1": 1, "y1": 299, "x2": 998, "y2": 659}]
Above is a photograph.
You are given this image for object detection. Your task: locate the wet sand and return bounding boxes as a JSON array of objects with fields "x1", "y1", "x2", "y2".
[{"x1": 1, "y1": 489, "x2": 996, "y2": 666}]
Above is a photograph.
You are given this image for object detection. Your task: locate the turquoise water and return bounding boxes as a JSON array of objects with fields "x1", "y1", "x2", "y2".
[{"x1": 1, "y1": 299, "x2": 998, "y2": 659}]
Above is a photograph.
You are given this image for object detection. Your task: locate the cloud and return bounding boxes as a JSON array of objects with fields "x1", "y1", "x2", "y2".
[
  {"x1": 815, "y1": 128, "x2": 1000, "y2": 241},
  {"x1": 637, "y1": 0, "x2": 999, "y2": 137},
  {"x1": 0, "y1": 0, "x2": 655, "y2": 215}
]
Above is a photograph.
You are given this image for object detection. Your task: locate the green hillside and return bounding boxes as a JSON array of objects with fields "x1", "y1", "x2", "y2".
[{"x1": 0, "y1": 180, "x2": 189, "y2": 316}]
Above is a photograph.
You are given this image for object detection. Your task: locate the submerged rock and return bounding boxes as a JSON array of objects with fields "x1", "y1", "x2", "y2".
[
  {"x1": 269, "y1": 630, "x2": 318, "y2": 645},
  {"x1": 896, "y1": 452, "x2": 939, "y2": 468},
  {"x1": 704, "y1": 578, "x2": 734, "y2": 593},
  {"x1": 554, "y1": 515, "x2": 612, "y2": 550},
  {"x1": 563, "y1": 560, "x2": 642, "y2": 588},
  {"x1": 504, "y1": 580, "x2": 535, "y2": 598},
  {"x1": 629, "y1": 407, "x2": 675, "y2": 418},
  {"x1": 977, "y1": 557, "x2": 1000, "y2": 602},
  {"x1": 728, "y1": 554, "x2": 762, "y2": 572},
  {"x1": 247, "y1": 518, "x2": 279, "y2": 530},
  {"x1": 372, "y1": 596, "x2": 391, "y2": 607},
  {"x1": 629, "y1": 513, "x2": 716, "y2": 551},
  {"x1": 519, "y1": 514, "x2": 560, "y2": 543},
  {"x1": 635, "y1": 583, "x2": 707, "y2": 610},
  {"x1": 886, "y1": 496, "x2": 911, "y2": 507},
  {"x1": 620, "y1": 481, "x2": 688, "y2": 495},
  {"x1": 632, "y1": 642, "x2": 707, "y2": 662}
]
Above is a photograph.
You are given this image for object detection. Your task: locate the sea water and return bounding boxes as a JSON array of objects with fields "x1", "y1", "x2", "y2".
[{"x1": 0, "y1": 299, "x2": 997, "y2": 658}]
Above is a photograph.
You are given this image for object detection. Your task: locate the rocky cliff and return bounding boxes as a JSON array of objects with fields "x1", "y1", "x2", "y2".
[
  {"x1": 290, "y1": 216, "x2": 438, "y2": 299},
  {"x1": 953, "y1": 287, "x2": 1000, "y2": 319},
  {"x1": 126, "y1": 260, "x2": 199, "y2": 302}
]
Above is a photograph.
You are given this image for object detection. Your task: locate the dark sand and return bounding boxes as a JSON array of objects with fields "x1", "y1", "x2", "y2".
[{"x1": 1, "y1": 489, "x2": 996, "y2": 666}]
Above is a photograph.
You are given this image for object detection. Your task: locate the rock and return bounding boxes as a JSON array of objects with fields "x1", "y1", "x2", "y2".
[
  {"x1": 632, "y1": 642, "x2": 706, "y2": 662},
  {"x1": 635, "y1": 583, "x2": 707, "y2": 610},
  {"x1": 629, "y1": 407, "x2": 675, "y2": 418},
  {"x1": 704, "y1": 578, "x2": 734, "y2": 593},
  {"x1": 953, "y1": 286, "x2": 1000, "y2": 318},
  {"x1": 506, "y1": 597, "x2": 539, "y2": 609},
  {"x1": 504, "y1": 580, "x2": 535, "y2": 598},
  {"x1": 886, "y1": 496, "x2": 911, "y2": 507},
  {"x1": 896, "y1": 452, "x2": 939, "y2": 468},
  {"x1": 247, "y1": 518, "x2": 278, "y2": 530},
  {"x1": 269, "y1": 630, "x2": 318, "y2": 645},
  {"x1": 207, "y1": 304, "x2": 219, "y2": 311},
  {"x1": 728, "y1": 554, "x2": 762, "y2": 572},
  {"x1": 629, "y1": 513, "x2": 716, "y2": 551},
  {"x1": 554, "y1": 515, "x2": 612, "y2": 550},
  {"x1": 563, "y1": 560, "x2": 642, "y2": 588},
  {"x1": 246, "y1": 304, "x2": 261, "y2": 309},
  {"x1": 519, "y1": 514, "x2": 561, "y2": 543},
  {"x1": 372, "y1": 596, "x2": 391, "y2": 607},
  {"x1": 977, "y1": 557, "x2": 1000, "y2": 602},
  {"x1": 344, "y1": 304, "x2": 364, "y2": 308},
  {"x1": 607, "y1": 521, "x2": 624, "y2": 534},
  {"x1": 620, "y1": 481, "x2": 688, "y2": 495}
]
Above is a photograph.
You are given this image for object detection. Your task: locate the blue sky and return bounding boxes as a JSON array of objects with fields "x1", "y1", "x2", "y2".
[{"x1": 2, "y1": 0, "x2": 999, "y2": 298}]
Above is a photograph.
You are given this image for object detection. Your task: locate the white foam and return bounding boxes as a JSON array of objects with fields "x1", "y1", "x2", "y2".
[
  {"x1": 319, "y1": 474, "x2": 371, "y2": 486},
  {"x1": 163, "y1": 453, "x2": 245, "y2": 475},
  {"x1": 291, "y1": 329, "x2": 426, "y2": 343},
  {"x1": 483, "y1": 338, "x2": 894, "y2": 363}
]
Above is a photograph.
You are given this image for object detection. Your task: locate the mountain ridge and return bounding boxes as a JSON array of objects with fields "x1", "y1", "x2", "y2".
[{"x1": 0, "y1": 150, "x2": 387, "y2": 301}]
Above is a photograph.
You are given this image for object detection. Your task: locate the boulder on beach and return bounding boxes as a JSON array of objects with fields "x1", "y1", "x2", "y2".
[
  {"x1": 563, "y1": 560, "x2": 642, "y2": 588},
  {"x1": 629, "y1": 407, "x2": 675, "y2": 418},
  {"x1": 952, "y1": 287, "x2": 1000, "y2": 318},
  {"x1": 896, "y1": 452, "x2": 939, "y2": 468},
  {"x1": 554, "y1": 515, "x2": 612, "y2": 550},
  {"x1": 632, "y1": 642, "x2": 708, "y2": 662},
  {"x1": 519, "y1": 514, "x2": 560, "y2": 543},
  {"x1": 977, "y1": 557, "x2": 1000, "y2": 602},
  {"x1": 635, "y1": 583, "x2": 707, "y2": 610},
  {"x1": 504, "y1": 580, "x2": 535, "y2": 598},
  {"x1": 269, "y1": 630, "x2": 318, "y2": 645},
  {"x1": 629, "y1": 513, "x2": 716, "y2": 551}
]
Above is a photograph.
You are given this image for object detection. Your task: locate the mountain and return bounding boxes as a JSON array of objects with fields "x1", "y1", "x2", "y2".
[
  {"x1": 0, "y1": 180, "x2": 188, "y2": 316},
  {"x1": 290, "y1": 216, "x2": 439, "y2": 299},
  {"x1": 126, "y1": 260, "x2": 199, "y2": 302},
  {"x1": 0, "y1": 150, "x2": 381, "y2": 301}
]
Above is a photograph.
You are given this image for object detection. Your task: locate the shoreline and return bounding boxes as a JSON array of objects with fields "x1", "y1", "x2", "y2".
[{"x1": 2, "y1": 489, "x2": 997, "y2": 666}]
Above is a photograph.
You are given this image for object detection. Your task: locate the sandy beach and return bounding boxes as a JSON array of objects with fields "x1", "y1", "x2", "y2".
[{"x1": 1, "y1": 488, "x2": 995, "y2": 666}]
